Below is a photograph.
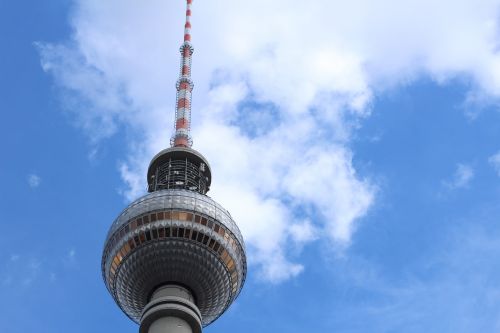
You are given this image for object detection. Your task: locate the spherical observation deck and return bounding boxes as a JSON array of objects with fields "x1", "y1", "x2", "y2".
[{"x1": 101, "y1": 148, "x2": 247, "y2": 328}]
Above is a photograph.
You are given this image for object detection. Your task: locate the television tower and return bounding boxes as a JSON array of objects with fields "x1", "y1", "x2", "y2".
[{"x1": 101, "y1": 1, "x2": 247, "y2": 332}]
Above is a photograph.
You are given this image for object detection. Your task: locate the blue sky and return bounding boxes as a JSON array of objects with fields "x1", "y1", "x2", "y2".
[{"x1": 2, "y1": 0, "x2": 500, "y2": 332}]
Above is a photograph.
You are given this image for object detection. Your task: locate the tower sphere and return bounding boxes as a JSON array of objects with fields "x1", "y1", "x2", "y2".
[{"x1": 102, "y1": 149, "x2": 247, "y2": 327}]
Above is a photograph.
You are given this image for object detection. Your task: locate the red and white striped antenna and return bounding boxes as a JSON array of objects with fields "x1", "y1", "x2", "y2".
[{"x1": 171, "y1": 0, "x2": 195, "y2": 148}]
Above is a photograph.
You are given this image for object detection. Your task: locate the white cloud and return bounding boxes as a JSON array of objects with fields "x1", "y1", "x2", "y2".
[
  {"x1": 63, "y1": 249, "x2": 79, "y2": 269},
  {"x1": 27, "y1": 174, "x2": 41, "y2": 188},
  {"x1": 289, "y1": 220, "x2": 318, "y2": 245},
  {"x1": 37, "y1": 0, "x2": 500, "y2": 281},
  {"x1": 1, "y1": 251, "x2": 79, "y2": 289},
  {"x1": 444, "y1": 164, "x2": 475, "y2": 190},
  {"x1": 22, "y1": 260, "x2": 42, "y2": 286},
  {"x1": 1, "y1": 256, "x2": 43, "y2": 288},
  {"x1": 489, "y1": 151, "x2": 500, "y2": 176}
]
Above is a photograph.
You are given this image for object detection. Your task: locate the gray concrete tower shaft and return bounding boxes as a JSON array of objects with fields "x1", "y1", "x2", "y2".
[{"x1": 140, "y1": 285, "x2": 201, "y2": 333}]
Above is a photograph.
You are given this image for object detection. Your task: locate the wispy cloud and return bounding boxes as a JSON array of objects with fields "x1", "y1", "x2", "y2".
[
  {"x1": 22, "y1": 260, "x2": 42, "y2": 286},
  {"x1": 489, "y1": 151, "x2": 500, "y2": 177},
  {"x1": 443, "y1": 164, "x2": 474, "y2": 190},
  {"x1": 328, "y1": 219, "x2": 500, "y2": 333},
  {"x1": 27, "y1": 174, "x2": 41, "y2": 188},
  {"x1": 2, "y1": 255, "x2": 43, "y2": 288},
  {"x1": 1, "y1": 249, "x2": 79, "y2": 289},
  {"x1": 63, "y1": 248, "x2": 78, "y2": 269}
]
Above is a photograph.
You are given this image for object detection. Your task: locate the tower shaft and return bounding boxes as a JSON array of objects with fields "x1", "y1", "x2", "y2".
[
  {"x1": 172, "y1": 0, "x2": 194, "y2": 148},
  {"x1": 149, "y1": 318, "x2": 192, "y2": 333},
  {"x1": 140, "y1": 285, "x2": 201, "y2": 333}
]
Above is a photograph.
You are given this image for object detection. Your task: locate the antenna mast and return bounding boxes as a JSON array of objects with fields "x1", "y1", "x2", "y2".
[{"x1": 171, "y1": 0, "x2": 194, "y2": 148}]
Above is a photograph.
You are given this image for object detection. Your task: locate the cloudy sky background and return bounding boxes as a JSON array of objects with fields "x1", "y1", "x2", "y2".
[{"x1": 2, "y1": 0, "x2": 500, "y2": 332}]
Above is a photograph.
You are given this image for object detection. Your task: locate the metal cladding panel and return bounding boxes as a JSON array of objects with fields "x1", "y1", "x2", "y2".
[
  {"x1": 114, "y1": 241, "x2": 231, "y2": 325},
  {"x1": 106, "y1": 190, "x2": 244, "y2": 247}
]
